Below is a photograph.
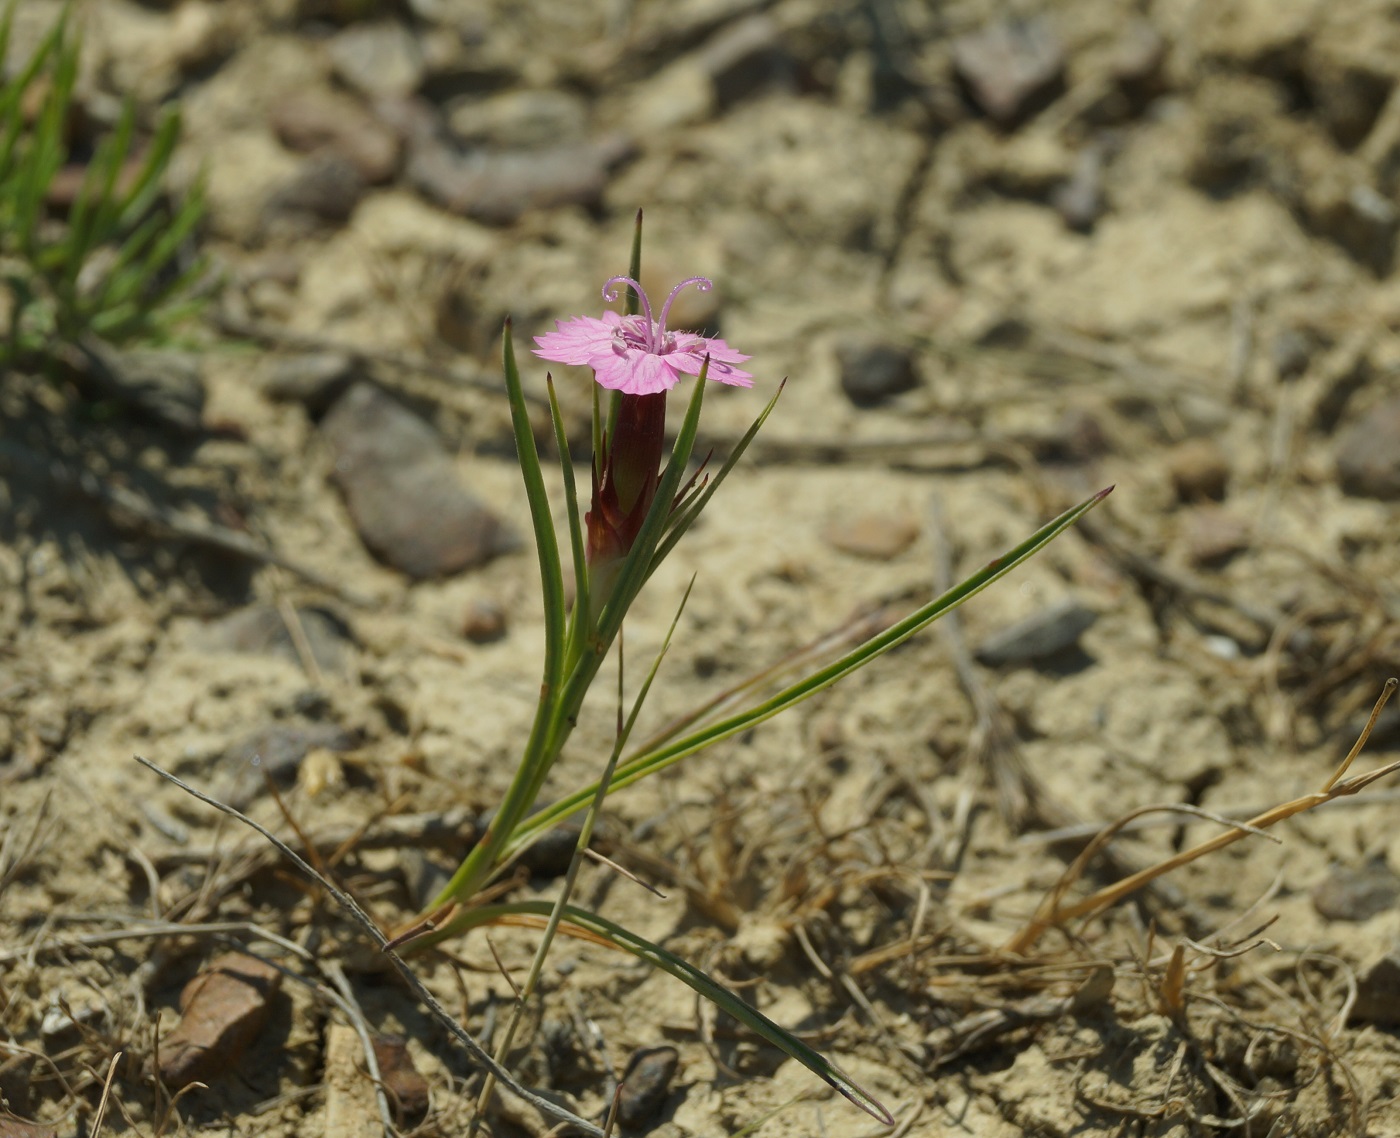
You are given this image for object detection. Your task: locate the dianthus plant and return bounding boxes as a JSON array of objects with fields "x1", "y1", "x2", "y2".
[{"x1": 401, "y1": 213, "x2": 1109, "y2": 1127}]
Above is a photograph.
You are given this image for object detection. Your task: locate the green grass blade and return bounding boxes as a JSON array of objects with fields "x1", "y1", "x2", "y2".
[
  {"x1": 425, "y1": 901, "x2": 895, "y2": 1125},
  {"x1": 429, "y1": 322, "x2": 568, "y2": 909},
  {"x1": 504, "y1": 486, "x2": 1113, "y2": 857},
  {"x1": 546, "y1": 374, "x2": 590, "y2": 664},
  {"x1": 650, "y1": 378, "x2": 784, "y2": 575},
  {"x1": 64, "y1": 104, "x2": 137, "y2": 280}
]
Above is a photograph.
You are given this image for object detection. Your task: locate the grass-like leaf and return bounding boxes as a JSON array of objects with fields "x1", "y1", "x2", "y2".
[
  {"x1": 426, "y1": 901, "x2": 895, "y2": 1125},
  {"x1": 503, "y1": 486, "x2": 1113, "y2": 859}
]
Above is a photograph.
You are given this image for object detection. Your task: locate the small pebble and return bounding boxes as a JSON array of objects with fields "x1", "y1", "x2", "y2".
[
  {"x1": 263, "y1": 352, "x2": 359, "y2": 414},
  {"x1": 371, "y1": 1035, "x2": 430, "y2": 1123},
  {"x1": 1351, "y1": 945, "x2": 1400, "y2": 1024},
  {"x1": 835, "y1": 337, "x2": 920, "y2": 408},
  {"x1": 1312, "y1": 856, "x2": 1400, "y2": 922},
  {"x1": 1180, "y1": 505, "x2": 1250, "y2": 567},
  {"x1": 446, "y1": 88, "x2": 588, "y2": 149},
  {"x1": 1270, "y1": 326, "x2": 1313, "y2": 381},
  {"x1": 617, "y1": 1046, "x2": 680, "y2": 1130},
  {"x1": 321, "y1": 383, "x2": 513, "y2": 578},
  {"x1": 462, "y1": 598, "x2": 508, "y2": 643},
  {"x1": 195, "y1": 603, "x2": 354, "y2": 673},
  {"x1": 953, "y1": 17, "x2": 1065, "y2": 128},
  {"x1": 158, "y1": 953, "x2": 282, "y2": 1089},
  {"x1": 270, "y1": 89, "x2": 401, "y2": 184},
  {"x1": 1052, "y1": 145, "x2": 1104, "y2": 232},
  {"x1": 1336, "y1": 394, "x2": 1400, "y2": 499},
  {"x1": 221, "y1": 722, "x2": 358, "y2": 807},
  {"x1": 823, "y1": 512, "x2": 919, "y2": 560},
  {"x1": 975, "y1": 598, "x2": 1098, "y2": 668},
  {"x1": 77, "y1": 337, "x2": 205, "y2": 432},
  {"x1": 406, "y1": 134, "x2": 634, "y2": 225},
  {"x1": 263, "y1": 152, "x2": 366, "y2": 226},
  {"x1": 328, "y1": 21, "x2": 424, "y2": 99},
  {"x1": 1167, "y1": 438, "x2": 1229, "y2": 502}
]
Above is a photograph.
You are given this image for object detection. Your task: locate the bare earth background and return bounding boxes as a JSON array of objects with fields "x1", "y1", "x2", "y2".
[{"x1": 4, "y1": 0, "x2": 1400, "y2": 1135}]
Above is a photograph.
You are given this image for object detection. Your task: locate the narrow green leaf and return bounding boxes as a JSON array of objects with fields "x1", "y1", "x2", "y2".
[
  {"x1": 505, "y1": 487, "x2": 1113, "y2": 856},
  {"x1": 429, "y1": 322, "x2": 568, "y2": 910},
  {"x1": 650, "y1": 378, "x2": 785, "y2": 575},
  {"x1": 545, "y1": 374, "x2": 590, "y2": 665},
  {"x1": 423, "y1": 901, "x2": 895, "y2": 1125}
]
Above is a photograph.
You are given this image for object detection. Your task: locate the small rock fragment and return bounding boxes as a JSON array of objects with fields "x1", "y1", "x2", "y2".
[
  {"x1": 328, "y1": 21, "x2": 424, "y2": 99},
  {"x1": 1270, "y1": 327, "x2": 1313, "y2": 381},
  {"x1": 617, "y1": 1046, "x2": 679, "y2": 1130},
  {"x1": 263, "y1": 352, "x2": 359, "y2": 413},
  {"x1": 1180, "y1": 505, "x2": 1250, "y2": 568},
  {"x1": 975, "y1": 598, "x2": 1098, "y2": 667},
  {"x1": 371, "y1": 1036, "x2": 430, "y2": 1123},
  {"x1": 835, "y1": 337, "x2": 920, "y2": 408},
  {"x1": 0, "y1": 1049, "x2": 34, "y2": 1115},
  {"x1": 1351, "y1": 946, "x2": 1400, "y2": 1025},
  {"x1": 406, "y1": 134, "x2": 634, "y2": 225},
  {"x1": 196, "y1": 603, "x2": 355, "y2": 672},
  {"x1": 263, "y1": 152, "x2": 366, "y2": 227},
  {"x1": 953, "y1": 18, "x2": 1065, "y2": 128},
  {"x1": 1110, "y1": 19, "x2": 1167, "y2": 104},
  {"x1": 824, "y1": 512, "x2": 920, "y2": 561},
  {"x1": 76, "y1": 336, "x2": 205, "y2": 431},
  {"x1": 446, "y1": 88, "x2": 588, "y2": 149},
  {"x1": 1167, "y1": 438, "x2": 1229, "y2": 502},
  {"x1": 221, "y1": 722, "x2": 358, "y2": 807},
  {"x1": 1337, "y1": 394, "x2": 1400, "y2": 499},
  {"x1": 461, "y1": 598, "x2": 508, "y2": 643},
  {"x1": 1052, "y1": 145, "x2": 1104, "y2": 232},
  {"x1": 157, "y1": 953, "x2": 282, "y2": 1089},
  {"x1": 321, "y1": 383, "x2": 512, "y2": 578},
  {"x1": 1312, "y1": 856, "x2": 1400, "y2": 922},
  {"x1": 698, "y1": 15, "x2": 793, "y2": 108},
  {"x1": 270, "y1": 90, "x2": 401, "y2": 183}
]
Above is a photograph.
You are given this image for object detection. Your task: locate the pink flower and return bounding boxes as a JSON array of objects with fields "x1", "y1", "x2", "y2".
[{"x1": 533, "y1": 276, "x2": 753, "y2": 394}]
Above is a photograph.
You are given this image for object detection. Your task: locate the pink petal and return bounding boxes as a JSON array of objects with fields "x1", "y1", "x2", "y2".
[
  {"x1": 665, "y1": 349, "x2": 754, "y2": 387},
  {"x1": 592, "y1": 349, "x2": 679, "y2": 395},
  {"x1": 533, "y1": 315, "x2": 618, "y2": 366},
  {"x1": 674, "y1": 332, "x2": 752, "y2": 366}
]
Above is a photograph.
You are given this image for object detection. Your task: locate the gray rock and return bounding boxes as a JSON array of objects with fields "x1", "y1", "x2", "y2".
[
  {"x1": 1052, "y1": 145, "x2": 1105, "y2": 232},
  {"x1": 77, "y1": 336, "x2": 205, "y2": 431},
  {"x1": 263, "y1": 152, "x2": 366, "y2": 227},
  {"x1": 446, "y1": 89, "x2": 588, "y2": 149},
  {"x1": 618, "y1": 1046, "x2": 679, "y2": 1129},
  {"x1": 697, "y1": 15, "x2": 794, "y2": 108},
  {"x1": 1352, "y1": 946, "x2": 1400, "y2": 1025},
  {"x1": 263, "y1": 352, "x2": 359, "y2": 414},
  {"x1": 1312, "y1": 856, "x2": 1400, "y2": 922},
  {"x1": 975, "y1": 599, "x2": 1098, "y2": 667},
  {"x1": 321, "y1": 383, "x2": 512, "y2": 578},
  {"x1": 1337, "y1": 394, "x2": 1400, "y2": 499},
  {"x1": 270, "y1": 89, "x2": 401, "y2": 184},
  {"x1": 836, "y1": 337, "x2": 920, "y2": 408},
  {"x1": 328, "y1": 21, "x2": 424, "y2": 99},
  {"x1": 221, "y1": 722, "x2": 358, "y2": 807},
  {"x1": 196, "y1": 603, "x2": 355, "y2": 673},
  {"x1": 953, "y1": 17, "x2": 1065, "y2": 128},
  {"x1": 406, "y1": 133, "x2": 634, "y2": 225}
]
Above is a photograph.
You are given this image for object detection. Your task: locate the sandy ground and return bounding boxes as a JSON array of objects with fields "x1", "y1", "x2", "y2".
[{"x1": 4, "y1": 1, "x2": 1400, "y2": 1135}]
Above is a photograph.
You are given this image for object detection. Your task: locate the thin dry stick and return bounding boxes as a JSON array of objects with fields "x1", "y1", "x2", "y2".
[
  {"x1": 91, "y1": 1051, "x2": 122, "y2": 1138},
  {"x1": 1005, "y1": 680, "x2": 1400, "y2": 955},
  {"x1": 133, "y1": 755, "x2": 607, "y2": 1138}
]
